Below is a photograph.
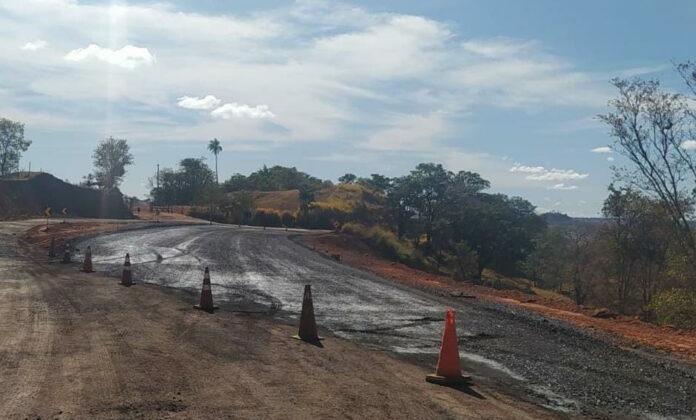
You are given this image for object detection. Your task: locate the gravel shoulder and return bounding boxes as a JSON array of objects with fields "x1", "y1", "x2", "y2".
[{"x1": 0, "y1": 223, "x2": 566, "y2": 420}]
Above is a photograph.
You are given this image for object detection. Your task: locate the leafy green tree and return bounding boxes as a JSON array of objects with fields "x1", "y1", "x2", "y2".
[
  {"x1": 178, "y1": 158, "x2": 215, "y2": 204},
  {"x1": 221, "y1": 191, "x2": 255, "y2": 224},
  {"x1": 0, "y1": 118, "x2": 31, "y2": 176},
  {"x1": 207, "y1": 138, "x2": 222, "y2": 185},
  {"x1": 601, "y1": 185, "x2": 671, "y2": 311},
  {"x1": 357, "y1": 174, "x2": 391, "y2": 193},
  {"x1": 338, "y1": 173, "x2": 357, "y2": 184},
  {"x1": 407, "y1": 163, "x2": 452, "y2": 248},
  {"x1": 221, "y1": 165, "x2": 331, "y2": 192},
  {"x1": 92, "y1": 137, "x2": 133, "y2": 189},
  {"x1": 150, "y1": 158, "x2": 215, "y2": 205},
  {"x1": 298, "y1": 185, "x2": 315, "y2": 217},
  {"x1": 524, "y1": 227, "x2": 571, "y2": 290},
  {"x1": 385, "y1": 176, "x2": 416, "y2": 240},
  {"x1": 448, "y1": 193, "x2": 545, "y2": 279},
  {"x1": 224, "y1": 173, "x2": 250, "y2": 191}
]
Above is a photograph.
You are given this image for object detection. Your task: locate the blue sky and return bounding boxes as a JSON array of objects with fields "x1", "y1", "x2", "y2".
[{"x1": 2, "y1": 0, "x2": 695, "y2": 216}]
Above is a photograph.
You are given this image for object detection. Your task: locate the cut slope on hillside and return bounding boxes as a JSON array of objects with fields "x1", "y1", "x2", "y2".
[
  {"x1": 0, "y1": 172, "x2": 131, "y2": 220},
  {"x1": 303, "y1": 232, "x2": 696, "y2": 363}
]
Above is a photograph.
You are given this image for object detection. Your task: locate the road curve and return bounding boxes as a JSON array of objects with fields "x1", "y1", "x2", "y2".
[{"x1": 78, "y1": 225, "x2": 696, "y2": 420}]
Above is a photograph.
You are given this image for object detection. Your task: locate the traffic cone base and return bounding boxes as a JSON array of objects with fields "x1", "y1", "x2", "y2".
[
  {"x1": 292, "y1": 334, "x2": 323, "y2": 342},
  {"x1": 193, "y1": 303, "x2": 219, "y2": 311},
  {"x1": 425, "y1": 373, "x2": 472, "y2": 385},
  {"x1": 427, "y1": 309, "x2": 473, "y2": 386}
]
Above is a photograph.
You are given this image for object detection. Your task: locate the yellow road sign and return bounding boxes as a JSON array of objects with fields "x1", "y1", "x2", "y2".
[{"x1": 44, "y1": 206, "x2": 52, "y2": 217}]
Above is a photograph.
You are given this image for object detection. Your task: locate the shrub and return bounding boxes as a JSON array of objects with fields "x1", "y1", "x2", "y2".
[
  {"x1": 341, "y1": 223, "x2": 425, "y2": 268},
  {"x1": 296, "y1": 206, "x2": 350, "y2": 229},
  {"x1": 646, "y1": 289, "x2": 696, "y2": 329},
  {"x1": 281, "y1": 211, "x2": 296, "y2": 228},
  {"x1": 252, "y1": 209, "x2": 283, "y2": 227}
]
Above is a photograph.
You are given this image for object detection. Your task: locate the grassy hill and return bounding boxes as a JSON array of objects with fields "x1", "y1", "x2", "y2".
[{"x1": 250, "y1": 183, "x2": 383, "y2": 213}]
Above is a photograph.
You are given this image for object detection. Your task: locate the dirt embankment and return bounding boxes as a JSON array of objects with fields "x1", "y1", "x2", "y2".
[
  {"x1": 0, "y1": 225, "x2": 567, "y2": 420},
  {"x1": 303, "y1": 232, "x2": 696, "y2": 363},
  {"x1": 0, "y1": 173, "x2": 131, "y2": 220}
]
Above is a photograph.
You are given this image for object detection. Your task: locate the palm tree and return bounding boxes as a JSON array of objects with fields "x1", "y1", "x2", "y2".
[{"x1": 207, "y1": 138, "x2": 222, "y2": 185}]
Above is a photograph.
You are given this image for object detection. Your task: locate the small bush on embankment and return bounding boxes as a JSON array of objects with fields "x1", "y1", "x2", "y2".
[
  {"x1": 341, "y1": 222, "x2": 426, "y2": 269},
  {"x1": 646, "y1": 290, "x2": 696, "y2": 329}
]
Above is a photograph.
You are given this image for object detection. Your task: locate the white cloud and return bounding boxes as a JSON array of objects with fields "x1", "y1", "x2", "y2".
[
  {"x1": 548, "y1": 183, "x2": 578, "y2": 190},
  {"x1": 461, "y1": 38, "x2": 537, "y2": 59},
  {"x1": 591, "y1": 146, "x2": 612, "y2": 153},
  {"x1": 64, "y1": 44, "x2": 156, "y2": 69},
  {"x1": 358, "y1": 113, "x2": 447, "y2": 151},
  {"x1": 21, "y1": 40, "x2": 47, "y2": 51},
  {"x1": 210, "y1": 103, "x2": 275, "y2": 119},
  {"x1": 607, "y1": 156, "x2": 615, "y2": 162},
  {"x1": 177, "y1": 95, "x2": 221, "y2": 110},
  {"x1": 510, "y1": 163, "x2": 588, "y2": 182},
  {"x1": 680, "y1": 140, "x2": 696, "y2": 150}
]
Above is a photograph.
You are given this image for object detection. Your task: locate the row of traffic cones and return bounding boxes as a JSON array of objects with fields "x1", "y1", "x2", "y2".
[
  {"x1": 193, "y1": 269, "x2": 468, "y2": 385},
  {"x1": 49, "y1": 238, "x2": 134, "y2": 287},
  {"x1": 50, "y1": 239, "x2": 471, "y2": 387}
]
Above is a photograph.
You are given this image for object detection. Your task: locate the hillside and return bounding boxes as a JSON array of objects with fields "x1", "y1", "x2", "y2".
[
  {"x1": 0, "y1": 172, "x2": 132, "y2": 220},
  {"x1": 249, "y1": 184, "x2": 383, "y2": 213}
]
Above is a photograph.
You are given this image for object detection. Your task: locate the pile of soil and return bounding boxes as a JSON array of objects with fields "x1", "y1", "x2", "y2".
[{"x1": 0, "y1": 172, "x2": 131, "y2": 220}]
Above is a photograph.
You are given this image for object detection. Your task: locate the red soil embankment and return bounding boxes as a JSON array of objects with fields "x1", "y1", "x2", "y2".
[{"x1": 304, "y1": 232, "x2": 696, "y2": 363}]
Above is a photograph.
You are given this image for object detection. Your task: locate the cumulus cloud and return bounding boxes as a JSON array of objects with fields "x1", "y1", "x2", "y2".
[
  {"x1": 177, "y1": 95, "x2": 221, "y2": 110},
  {"x1": 607, "y1": 156, "x2": 615, "y2": 162},
  {"x1": 64, "y1": 44, "x2": 156, "y2": 69},
  {"x1": 21, "y1": 40, "x2": 47, "y2": 51},
  {"x1": 680, "y1": 140, "x2": 696, "y2": 150},
  {"x1": 210, "y1": 103, "x2": 275, "y2": 119},
  {"x1": 591, "y1": 146, "x2": 612, "y2": 153},
  {"x1": 510, "y1": 163, "x2": 588, "y2": 182},
  {"x1": 548, "y1": 183, "x2": 578, "y2": 190}
]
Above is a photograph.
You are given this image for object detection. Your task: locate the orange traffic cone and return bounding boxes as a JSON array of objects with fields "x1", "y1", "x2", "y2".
[
  {"x1": 194, "y1": 267, "x2": 218, "y2": 312},
  {"x1": 48, "y1": 237, "x2": 56, "y2": 258},
  {"x1": 82, "y1": 246, "x2": 94, "y2": 273},
  {"x1": 293, "y1": 284, "x2": 322, "y2": 343},
  {"x1": 426, "y1": 309, "x2": 472, "y2": 385},
  {"x1": 121, "y1": 253, "x2": 133, "y2": 286}
]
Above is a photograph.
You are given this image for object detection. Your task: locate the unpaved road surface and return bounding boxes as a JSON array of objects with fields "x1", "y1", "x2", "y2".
[
  {"x1": 0, "y1": 223, "x2": 563, "y2": 419},
  {"x1": 78, "y1": 225, "x2": 696, "y2": 420}
]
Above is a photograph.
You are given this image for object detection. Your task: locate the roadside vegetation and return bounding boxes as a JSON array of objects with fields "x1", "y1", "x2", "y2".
[{"x1": 145, "y1": 62, "x2": 696, "y2": 328}]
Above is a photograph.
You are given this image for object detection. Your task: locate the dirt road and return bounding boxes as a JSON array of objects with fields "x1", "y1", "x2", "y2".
[
  {"x1": 0, "y1": 223, "x2": 565, "y2": 419},
  {"x1": 75, "y1": 224, "x2": 696, "y2": 420}
]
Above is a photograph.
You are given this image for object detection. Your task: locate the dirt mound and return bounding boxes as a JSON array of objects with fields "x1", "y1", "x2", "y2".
[{"x1": 0, "y1": 172, "x2": 131, "y2": 220}]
